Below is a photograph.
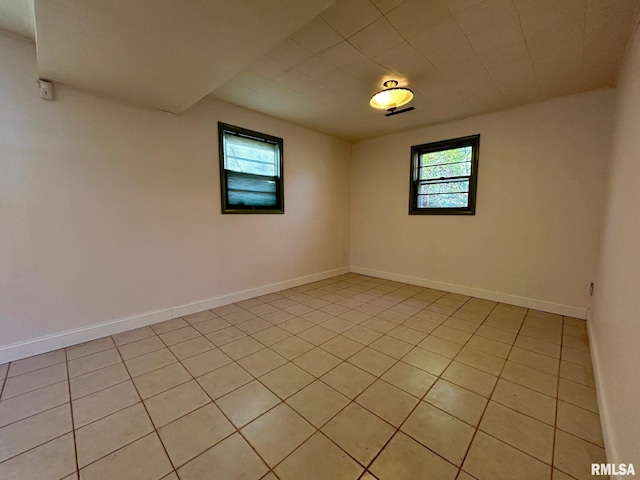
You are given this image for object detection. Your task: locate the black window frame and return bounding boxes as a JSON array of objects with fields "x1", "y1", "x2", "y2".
[
  {"x1": 218, "y1": 122, "x2": 284, "y2": 214},
  {"x1": 409, "y1": 134, "x2": 480, "y2": 216}
]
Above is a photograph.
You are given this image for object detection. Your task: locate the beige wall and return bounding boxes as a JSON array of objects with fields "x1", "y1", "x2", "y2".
[
  {"x1": 0, "y1": 32, "x2": 351, "y2": 351},
  {"x1": 350, "y1": 90, "x2": 614, "y2": 316},
  {"x1": 591, "y1": 26, "x2": 640, "y2": 466}
]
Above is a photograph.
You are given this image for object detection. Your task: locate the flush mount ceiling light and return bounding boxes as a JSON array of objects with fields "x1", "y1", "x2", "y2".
[{"x1": 370, "y1": 80, "x2": 415, "y2": 116}]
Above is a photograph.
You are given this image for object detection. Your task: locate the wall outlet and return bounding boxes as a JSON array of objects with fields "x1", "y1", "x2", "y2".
[{"x1": 38, "y1": 80, "x2": 53, "y2": 100}]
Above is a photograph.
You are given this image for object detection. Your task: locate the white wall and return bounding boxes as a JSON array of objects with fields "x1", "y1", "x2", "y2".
[
  {"x1": 0, "y1": 32, "x2": 351, "y2": 357},
  {"x1": 590, "y1": 26, "x2": 640, "y2": 467},
  {"x1": 350, "y1": 90, "x2": 615, "y2": 317}
]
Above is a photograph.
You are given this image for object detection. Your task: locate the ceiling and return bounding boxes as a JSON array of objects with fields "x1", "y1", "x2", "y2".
[{"x1": 1, "y1": 0, "x2": 639, "y2": 141}]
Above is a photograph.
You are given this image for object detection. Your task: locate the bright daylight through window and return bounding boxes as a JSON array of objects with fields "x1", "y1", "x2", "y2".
[
  {"x1": 218, "y1": 122, "x2": 284, "y2": 214},
  {"x1": 409, "y1": 134, "x2": 480, "y2": 215}
]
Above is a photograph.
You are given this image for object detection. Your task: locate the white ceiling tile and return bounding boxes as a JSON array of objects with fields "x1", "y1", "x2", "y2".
[
  {"x1": 409, "y1": 18, "x2": 467, "y2": 56},
  {"x1": 371, "y1": 0, "x2": 406, "y2": 14},
  {"x1": 454, "y1": 0, "x2": 521, "y2": 37},
  {"x1": 320, "y1": 0, "x2": 382, "y2": 37},
  {"x1": 248, "y1": 56, "x2": 288, "y2": 79},
  {"x1": 290, "y1": 17, "x2": 343, "y2": 53},
  {"x1": 317, "y1": 68, "x2": 369, "y2": 96},
  {"x1": 320, "y1": 41, "x2": 367, "y2": 66},
  {"x1": 487, "y1": 57, "x2": 540, "y2": 102},
  {"x1": 373, "y1": 42, "x2": 439, "y2": 79},
  {"x1": 515, "y1": 0, "x2": 586, "y2": 39},
  {"x1": 444, "y1": 0, "x2": 487, "y2": 13},
  {"x1": 475, "y1": 37, "x2": 530, "y2": 69},
  {"x1": 273, "y1": 70, "x2": 313, "y2": 92},
  {"x1": 526, "y1": 16, "x2": 584, "y2": 60},
  {"x1": 267, "y1": 38, "x2": 314, "y2": 68},
  {"x1": 232, "y1": 71, "x2": 271, "y2": 90},
  {"x1": 343, "y1": 59, "x2": 396, "y2": 86},
  {"x1": 293, "y1": 56, "x2": 338, "y2": 79},
  {"x1": 348, "y1": 17, "x2": 404, "y2": 57},
  {"x1": 419, "y1": 34, "x2": 476, "y2": 70},
  {"x1": 587, "y1": 0, "x2": 640, "y2": 13},
  {"x1": 465, "y1": 23, "x2": 526, "y2": 55},
  {"x1": 297, "y1": 80, "x2": 339, "y2": 101},
  {"x1": 386, "y1": 0, "x2": 452, "y2": 39}
]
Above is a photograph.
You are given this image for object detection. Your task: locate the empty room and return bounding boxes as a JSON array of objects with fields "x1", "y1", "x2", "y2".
[{"x1": 1, "y1": 0, "x2": 639, "y2": 479}]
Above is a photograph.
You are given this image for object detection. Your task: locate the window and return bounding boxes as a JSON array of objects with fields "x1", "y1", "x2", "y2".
[
  {"x1": 218, "y1": 122, "x2": 284, "y2": 214},
  {"x1": 409, "y1": 134, "x2": 480, "y2": 215}
]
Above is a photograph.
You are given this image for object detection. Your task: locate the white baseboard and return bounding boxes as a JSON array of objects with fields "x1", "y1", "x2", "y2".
[
  {"x1": 350, "y1": 266, "x2": 588, "y2": 319},
  {"x1": 586, "y1": 309, "x2": 616, "y2": 465},
  {"x1": 0, "y1": 266, "x2": 349, "y2": 364}
]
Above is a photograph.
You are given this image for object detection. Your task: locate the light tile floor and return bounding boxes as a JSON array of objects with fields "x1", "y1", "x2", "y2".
[{"x1": 0, "y1": 274, "x2": 607, "y2": 480}]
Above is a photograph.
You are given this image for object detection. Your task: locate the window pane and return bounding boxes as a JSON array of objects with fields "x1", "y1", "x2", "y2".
[
  {"x1": 227, "y1": 171, "x2": 277, "y2": 207},
  {"x1": 419, "y1": 179, "x2": 469, "y2": 195},
  {"x1": 419, "y1": 162, "x2": 471, "y2": 180},
  {"x1": 417, "y1": 193, "x2": 469, "y2": 208},
  {"x1": 223, "y1": 132, "x2": 278, "y2": 177},
  {"x1": 419, "y1": 146, "x2": 471, "y2": 167}
]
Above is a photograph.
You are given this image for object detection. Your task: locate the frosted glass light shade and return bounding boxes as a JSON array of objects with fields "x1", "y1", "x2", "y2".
[{"x1": 370, "y1": 80, "x2": 413, "y2": 110}]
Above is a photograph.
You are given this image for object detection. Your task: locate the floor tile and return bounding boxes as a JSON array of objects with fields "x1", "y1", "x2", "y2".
[
  {"x1": 0, "y1": 404, "x2": 71, "y2": 463},
  {"x1": 158, "y1": 403, "x2": 235, "y2": 467},
  {"x1": 75, "y1": 403, "x2": 153, "y2": 467},
  {"x1": 370, "y1": 335, "x2": 413, "y2": 359},
  {"x1": 258, "y1": 362, "x2": 314, "y2": 399},
  {"x1": 197, "y1": 361, "x2": 253, "y2": 399},
  {"x1": 463, "y1": 431, "x2": 551, "y2": 480},
  {"x1": 558, "y1": 379, "x2": 598, "y2": 413},
  {"x1": 417, "y1": 335, "x2": 462, "y2": 359},
  {"x1": 559, "y1": 361, "x2": 595, "y2": 388},
  {"x1": 178, "y1": 432, "x2": 268, "y2": 480},
  {"x1": 68, "y1": 349, "x2": 121, "y2": 378},
  {"x1": 356, "y1": 380, "x2": 418, "y2": 427},
  {"x1": 125, "y1": 349, "x2": 177, "y2": 378},
  {"x1": 159, "y1": 326, "x2": 201, "y2": 347},
  {"x1": 242, "y1": 403, "x2": 315, "y2": 467},
  {"x1": 193, "y1": 317, "x2": 232, "y2": 335},
  {"x1": 431, "y1": 325, "x2": 472, "y2": 345},
  {"x1": 514, "y1": 335, "x2": 561, "y2": 359},
  {"x1": 206, "y1": 326, "x2": 247, "y2": 346},
  {"x1": 501, "y1": 361, "x2": 558, "y2": 397},
  {"x1": 556, "y1": 400, "x2": 604, "y2": 447},
  {"x1": 66, "y1": 337, "x2": 115, "y2": 361},
  {"x1": 369, "y1": 432, "x2": 458, "y2": 480},
  {"x1": 424, "y1": 380, "x2": 487, "y2": 426},
  {"x1": 132, "y1": 363, "x2": 191, "y2": 399},
  {"x1": 320, "y1": 335, "x2": 364, "y2": 359},
  {"x1": 182, "y1": 310, "x2": 217, "y2": 325},
  {"x1": 466, "y1": 336, "x2": 511, "y2": 359},
  {"x1": 401, "y1": 402, "x2": 475, "y2": 466},
  {"x1": 348, "y1": 347, "x2": 396, "y2": 376},
  {"x1": 441, "y1": 361, "x2": 497, "y2": 398},
  {"x1": 0, "y1": 381, "x2": 69, "y2": 428},
  {"x1": 215, "y1": 380, "x2": 279, "y2": 428},
  {"x1": 322, "y1": 403, "x2": 395, "y2": 466},
  {"x1": 479, "y1": 401, "x2": 554, "y2": 463},
  {"x1": 562, "y1": 346, "x2": 593, "y2": 367},
  {"x1": 293, "y1": 348, "x2": 341, "y2": 377},
  {"x1": 455, "y1": 346, "x2": 505, "y2": 375},
  {"x1": 381, "y1": 362, "x2": 436, "y2": 398},
  {"x1": 79, "y1": 432, "x2": 173, "y2": 480},
  {"x1": 270, "y1": 336, "x2": 315, "y2": 360},
  {"x1": 2, "y1": 364, "x2": 68, "y2": 399},
  {"x1": 275, "y1": 432, "x2": 363, "y2": 480},
  {"x1": 181, "y1": 348, "x2": 232, "y2": 377},
  {"x1": 251, "y1": 326, "x2": 291, "y2": 346},
  {"x1": 280, "y1": 317, "x2": 315, "y2": 334},
  {"x1": 287, "y1": 380, "x2": 349, "y2": 428},
  {"x1": 401, "y1": 347, "x2": 450, "y2": 376},
  {"x1": 238, "y1": 348, "x2": 287, "y2": 377},
  {"x1": 144, "y1": 380, "x2": 210, "y2": 428},
  {"x1": 7, "y1": 350, "x2": 66, "y2": 378},
  {"x1": 118, "y1": 336, "x2": 165, "y2": 361},
  {"x1": 491, "y1": 379, "x2": 556, "y2": 425},
  {"x1": 508, "y1": 346, "x2": 559, "y2": 375},
  {"x1": 168, "y1": 336, "x2": 215, "y2": 361},
  {"x1": 342, "y1": 325, "x2": 383, "y2": 345},
  {"x1": 554, "y1": 430, "x2": 607, "y2": 480},
  {"x1": 73, "y1": 381, "x2": 140, "y2": 428},
  {"x1": 236, "y1": 318, "x2": 272, "y2": 335},
  {"x1": 321, "y1": 362, "x2": 376, "y2": 399},
  {"x1": 70, "y1": 363, "x2": 129, "y2": 400},
  {"x1": 0, "y1": 433, "x2": 75, "y2": 480},
  {"x1": 112, "y1": 326, "x2": 155, "y2": 347},
  {"x1": 476, "y1": 325, "x2": 517, "y2": 345},
  {"x1": 151, "y1": 318, "x2": 189, "y2": 335}
]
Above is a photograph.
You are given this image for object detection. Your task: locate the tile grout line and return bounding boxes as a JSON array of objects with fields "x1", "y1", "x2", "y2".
[{"x1": 64, "y1": 348, "x2": 81, "y2": 480}]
